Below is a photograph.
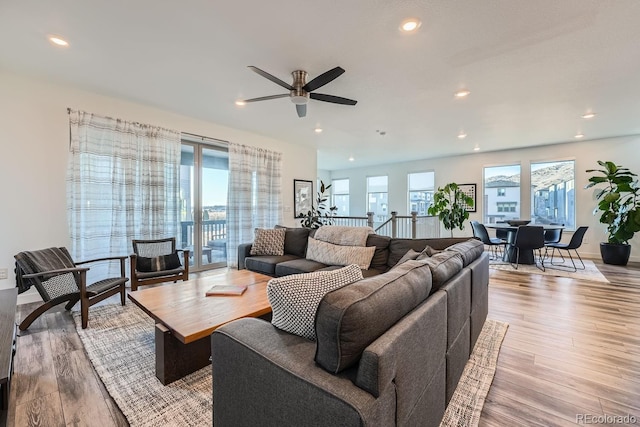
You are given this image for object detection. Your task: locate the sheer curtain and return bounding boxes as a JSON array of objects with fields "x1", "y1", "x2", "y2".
[
  {"x1": 227, "y1": 142, "x2": 283, "y2": 267},
  {"x1": 67, "y1": 110, "x2": 181, "y2": 279}
]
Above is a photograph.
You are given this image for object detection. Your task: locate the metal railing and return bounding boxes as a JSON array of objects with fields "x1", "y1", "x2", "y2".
[{"x1": 181, "y1": 220, "x2": 227, "y2": 248}]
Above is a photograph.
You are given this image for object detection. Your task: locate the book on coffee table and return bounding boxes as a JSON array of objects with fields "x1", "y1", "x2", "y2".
[{"x1": 205, "y1": 284, "x2": 247, "y2": 296}]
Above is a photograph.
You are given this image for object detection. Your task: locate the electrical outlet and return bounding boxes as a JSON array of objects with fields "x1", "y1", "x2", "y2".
[{"x1": 0, "y1": 268, "x2": 7, "y2": 280}]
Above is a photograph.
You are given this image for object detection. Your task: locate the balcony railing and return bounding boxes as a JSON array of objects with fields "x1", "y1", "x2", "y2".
[
  {"x1": 373, "y1": 212, "x2": 440, "y2": 239},
  {"x1": 180, "y1": 220, "x2": 227, "y2": 248}
]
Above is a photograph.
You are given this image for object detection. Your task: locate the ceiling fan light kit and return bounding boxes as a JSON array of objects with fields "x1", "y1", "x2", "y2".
[{"x1": 243, "y1": 66, "x2": 357, "y2": 118}]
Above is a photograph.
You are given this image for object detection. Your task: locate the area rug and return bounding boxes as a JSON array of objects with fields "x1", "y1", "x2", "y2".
[
  {"x1": 74, "y1": 304, "x2": 508, "y2": 427},
  {"x1": 489, "y1": 258, "x2": 609, "y2": 283}
]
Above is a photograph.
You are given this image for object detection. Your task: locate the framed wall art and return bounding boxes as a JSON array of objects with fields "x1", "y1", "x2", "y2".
[
  {"x1": 293, "y1": 179, "x2": 313, "y2": 218},
  {"x1": 458, "y1": 183, "x2": 477, "y2": 212}
]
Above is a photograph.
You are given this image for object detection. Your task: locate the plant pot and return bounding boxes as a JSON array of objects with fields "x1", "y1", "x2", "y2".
[{"x1": 599, "y1": 242, "x2": 631, "y2": 266}]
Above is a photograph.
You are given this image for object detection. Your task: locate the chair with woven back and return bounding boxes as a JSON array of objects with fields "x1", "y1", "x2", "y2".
[
  {"x1": 14, "y1": 247, "x2": 128, "y2": 330},
  {"x1": 130, "y1": 237, "x2": 189, "y2": 291}
]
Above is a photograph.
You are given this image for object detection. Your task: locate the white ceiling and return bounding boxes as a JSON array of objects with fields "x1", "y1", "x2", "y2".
[{"x1": 2, "y1": 0, "x2": 640, "y2": 170}]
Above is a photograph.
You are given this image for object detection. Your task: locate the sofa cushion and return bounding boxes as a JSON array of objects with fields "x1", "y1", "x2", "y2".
[
  {"x1": 394, "y1": 249, "x2": 420, "y2": 267},
  {"x1": 417, "y1": 245, "x2": 442, "y2": 258},
  {"x1": 306, "y1": 237, "x2": 376, "y2": 270},
  {"x1": 275, "y1": 258, "x2": 329, "y2": 276},
  {"x1": 445, "y1": 238, "x2": 485, "y2": 267},
  {"x1": 245, "y1": 255, "x2": 299, "y2": 276},
  {"x1": 314, "y1": 225, "x2": 373, "y2": 246},
  {"x1": 418, "y1": 251, "x2": 464, "y2": 292},
  {"x1": 315, "y1": 259, "x2": 433, "y2": 373},
  {"x1": 250, "y1": 228, "x2": 286, "y2": 256},
  {"x1": 366, "y1": 234, "x2": 391, "y2": 271},
  {"x1": 275, "y1": 225, "x2": 310, "y2": 258},
  {"x1": 387, "y1": 239, "x2": 431, "y2": 268},
  {"x1": 136, "y1": 253, "x2": 181, "y2": 272},
  {"x1": 267, "y1": 264, "x2": 364, "y2": 340}
]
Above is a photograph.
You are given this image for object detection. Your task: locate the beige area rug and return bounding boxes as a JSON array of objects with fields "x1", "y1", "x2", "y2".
[
  {"x1": 489, "y1": 258, "x2": 609, "y2": 283},
  {"x1": 74, "y1": 304, "x2": 508, "y2": 427}
]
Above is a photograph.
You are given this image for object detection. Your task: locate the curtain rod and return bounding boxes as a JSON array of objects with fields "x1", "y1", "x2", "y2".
[{"x1": 181, "y1": 132, "x2": 229, "y2": 146}]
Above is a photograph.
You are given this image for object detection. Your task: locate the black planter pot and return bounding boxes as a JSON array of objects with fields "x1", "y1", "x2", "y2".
[{"x1": 599, "y1": 242, "x2": 631, "y2": 266}]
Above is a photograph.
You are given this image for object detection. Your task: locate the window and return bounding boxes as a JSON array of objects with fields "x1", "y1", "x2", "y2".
[
  {"x1": 408, "y1": 172, "x2": 435, "y2": 215},
  {"x1": 331, "y1": 178, "x2": 350, "y2": 216},
  {"x1": 367, "y1": 176, "x2": 388, "y2": 222},
  {"x1": 531, "y1": 160, "x2": 575, "y2": 229},
  {"x1": 483, "y1": 164, "x2": 521, "y2": 223}
]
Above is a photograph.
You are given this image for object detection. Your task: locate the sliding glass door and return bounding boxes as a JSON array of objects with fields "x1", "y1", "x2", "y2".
[{"x1": 180, "y1": 141, "x2": 228, "y2": 270}]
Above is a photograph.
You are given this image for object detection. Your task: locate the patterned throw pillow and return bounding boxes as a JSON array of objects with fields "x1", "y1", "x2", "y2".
[
  {"x1": 250, "y1": 228, "x2": 286, "y2": 256},
  {"x1": 306, "y1": 237, "x2": 376, "y2": 270},
  {"x1": 137, "y1": 253, "x2": 182, "y2": 272},
  {"x1": 267, "y1": 264, "x2": 363, "y2": 340}
]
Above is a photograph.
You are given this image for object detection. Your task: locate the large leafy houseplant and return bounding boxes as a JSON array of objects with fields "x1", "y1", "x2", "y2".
[
  {"x1": 297, "y1": 180, "x2": 338, "y2": 229},
  {"x1": 427, "y1": 182, "x2": 474, "y2": 238},
  {"x1": 585, "y1": 160, "x2": 640, "y2": 265}
]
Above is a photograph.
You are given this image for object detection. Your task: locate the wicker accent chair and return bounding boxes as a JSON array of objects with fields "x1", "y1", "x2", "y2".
[
  {"x1": 14, "y1": 247, "x2": 127, "y2": 330},
  {"x1": 130, "y1": 238, "x2": 189, "y2": 291}
]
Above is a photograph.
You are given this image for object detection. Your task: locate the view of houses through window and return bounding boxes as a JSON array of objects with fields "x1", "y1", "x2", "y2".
[
  {"x1": 367, "y1": 176, "x2": 388, "y2": 223},
  {"x1": 531, "y1": 160, "x2": 575, "y2": 229},
  {"x1": 483, "y1": 164, "x2": 521, "y2": 223},
  {"x1": 331, "y1": 178, "x2": 350, "y2": 216},
  {"x1": 408, "y1": 171, "x2": 435, "y2": 215}
]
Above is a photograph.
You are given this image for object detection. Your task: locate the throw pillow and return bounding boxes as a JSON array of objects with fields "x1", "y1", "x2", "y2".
[
  {"x1": 306, "y1": 237, "x2": 376, "y2": 269},
  {"x1": 250, "y1": 228, "x2": 286, "y2": 256},
  {"x1": 137, "y1": 253, "x2": 182, "y2": 272},
  {"x1": 393, "y1": 249, "x2": 420, "y2": 267},
  {"x1": 416, "y1": 245, "x2": 442, "y2": 260},
  {"x1": 41, "y1": 272, "x2": 79, "y2": 299},
  {"x1": 267, "y1": 264, "x2": 363, "y2": 340}
]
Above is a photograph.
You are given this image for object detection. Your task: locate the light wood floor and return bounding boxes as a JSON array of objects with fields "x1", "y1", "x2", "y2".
[{"x1": 3, "y1": 260, "x2": 639, "y2": 427}]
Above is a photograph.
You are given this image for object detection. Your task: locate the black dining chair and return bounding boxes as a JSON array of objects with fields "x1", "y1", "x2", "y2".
[
  {"x1": 510, "y1": 225, "x2": 546, "y2": 271},
  {"x1": 470, "y1": 221, "x2": 507, "y2": 260},
  {"x1": 544, "y1": 223, "x2": 564, "y2": 244},
  {"x1": 545, "y1": 226, "x2": 589, "y2": 272}
]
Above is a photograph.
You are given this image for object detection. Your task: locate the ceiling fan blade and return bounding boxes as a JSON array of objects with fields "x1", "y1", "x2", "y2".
[
  {"x1": 242, "y1": 94, "x2": 290, "y2": 103},
  {"x1": 310, "y1": 93, "x2": 357, "y2": 106},
  {"x1": 303, "y1": 67, "x2": 345, "y2": 92},
  {"x1": 296, "y1": 104, "x2": 307, "y2": 118},
  {"x1": 248, "y1": 66, "x2": 294, "y2": 90}
]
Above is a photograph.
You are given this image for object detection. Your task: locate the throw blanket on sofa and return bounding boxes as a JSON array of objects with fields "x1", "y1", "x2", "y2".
[{"x1": 314, "y1": 226, "x2": 373, "y2": 247}]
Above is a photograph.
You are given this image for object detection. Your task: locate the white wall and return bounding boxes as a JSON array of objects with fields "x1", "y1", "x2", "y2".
[
  {"x1": 329, "y1": 136, "x2": 640, "y2": 262},
  {"x1": 0, "y1": 71, "x2": 316, "y2": 301}
]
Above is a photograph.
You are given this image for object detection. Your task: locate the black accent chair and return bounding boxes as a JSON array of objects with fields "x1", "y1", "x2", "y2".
[
  {"x1": 470, "y1": 221, "x2": 507, "y2": 260},
  {"x1": 14, "y1": 247, "x2": 128, "y2": 330},
  {"x1": 510, "y1": 226, "x2": 546, "y2": 271},
  {"x1": 130, "y1": 238, "x2": 189, "y2": 291},
  {"x1": 545, "y1": 226, "x2": 589, "y2": 272},
  {"x1": 544, "y1": 223, "x2": 564, "y2": 244}
]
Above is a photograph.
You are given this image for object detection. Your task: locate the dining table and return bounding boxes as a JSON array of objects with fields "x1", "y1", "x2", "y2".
[{"x1": 484, "y1": 223, "x2": 565, "y2": 264}]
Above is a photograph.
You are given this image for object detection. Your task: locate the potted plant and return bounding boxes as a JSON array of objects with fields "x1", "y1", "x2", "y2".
[
  {"x1": 427, "y1": 182, "x2": 474, "y2": 238},
  {"x1": 297, "y1": 180, "x2": 338, "y2": 229},
  {"x1": 585, "y1": 160, "x2": 640, "y2": 265}
]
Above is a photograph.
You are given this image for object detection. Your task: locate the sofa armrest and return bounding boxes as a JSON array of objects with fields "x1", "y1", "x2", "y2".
[
  {"x1": 237, "y1": 243, "x2": 253, "y2": 270},
  {"x1": 212, "y1": 318, "x2": 394, "y2": 427}
]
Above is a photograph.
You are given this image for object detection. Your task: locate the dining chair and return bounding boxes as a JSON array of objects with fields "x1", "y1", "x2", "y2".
[
  {"x1": 544, "y1": 223, "x2": 564, "y2": 244},
  {"x1": 510, "y1": 226, "x2": 545, "y2": 271},
  {"x1": 545, "y1": 226, "x2": 589, "y2": 271},
  {"x1": 470, "y1": 221, "x2": 507, "y2": 260}
]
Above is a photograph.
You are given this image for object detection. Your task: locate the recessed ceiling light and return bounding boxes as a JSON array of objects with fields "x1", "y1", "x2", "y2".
[
  {"x1": 473, "y1": 146, "x2": 480, "y2": 152},
  {"x1": 454, "y1": 89, "x2": 470, "y2": 98},
  {"x1": 458, "y1": 132, "x2": 467, "y2": 139},
  {"x1": 400, "y1": 18, "x2": 421, "y2": 33},
  {"x1": 48, "y1": 36, "x2": 69, "y2": 47},
  {"x1": 314, "y1": 127, "x2": 323, "y2": 133},
  {"x1": 235, "y1": 100, "x2": 246, "y2": 106},
  {"x1": 348, "y1": 156, "x2": 355, "y2": 162},
  {"x1": 575, "y1": 133, "x2": 585, "y2": 139},
  {"x1": 581, "y1": 112, "x2": 596, "y2": 119}
]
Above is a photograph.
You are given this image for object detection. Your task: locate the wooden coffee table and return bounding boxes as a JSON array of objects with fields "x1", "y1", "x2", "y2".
[{"x1": 128, "y1": 269, "x2": 272, "y2": 384}]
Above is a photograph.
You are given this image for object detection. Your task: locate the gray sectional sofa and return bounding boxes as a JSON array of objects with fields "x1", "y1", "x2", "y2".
[{"x1": 212, "y1": 228, "x2": 489, "y2": 427}]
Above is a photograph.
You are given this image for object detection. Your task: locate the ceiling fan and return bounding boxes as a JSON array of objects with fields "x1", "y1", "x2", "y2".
[{"x1": 241, "y1": 66, "x2": 357, "y2": 118}]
